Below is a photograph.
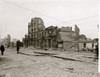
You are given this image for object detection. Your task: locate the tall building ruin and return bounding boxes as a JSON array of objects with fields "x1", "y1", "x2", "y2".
[{"x1": 23, "y1": 17, "x2": 89, "y2": 51}]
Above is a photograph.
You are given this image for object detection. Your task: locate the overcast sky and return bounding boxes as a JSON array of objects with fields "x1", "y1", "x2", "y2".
[{"x1": 0, "y1": 0, "x2": 99, "y2": 41}]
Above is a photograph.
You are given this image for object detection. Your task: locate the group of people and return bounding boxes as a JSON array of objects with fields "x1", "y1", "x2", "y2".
[{"x1": 0, "y1": 45, "x2": 20, "y2": 55}]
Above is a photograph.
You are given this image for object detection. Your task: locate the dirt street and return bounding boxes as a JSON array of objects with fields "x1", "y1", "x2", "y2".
[{"x1": 0, "y1": 48, "x2": 99, "y2": 77}]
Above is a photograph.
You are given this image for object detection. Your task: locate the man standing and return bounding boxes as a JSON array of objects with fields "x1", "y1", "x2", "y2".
[
  {"x1": 94, "y1": 44, "x2": 99, "y2": 61},
  {"x1": 95, "y1": 45, "x2": 99, "y2": 59},
  {"x1": 17, "y1": 46, "x2": 20, "y2": 54},
  {"x1": 0, "y1": 45, "x2": 5, "y2": 55}
]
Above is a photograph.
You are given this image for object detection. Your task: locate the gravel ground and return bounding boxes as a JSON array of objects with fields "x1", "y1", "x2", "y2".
[{"x1": 0, "y1": 48, "x2": 99, "y2": 77}]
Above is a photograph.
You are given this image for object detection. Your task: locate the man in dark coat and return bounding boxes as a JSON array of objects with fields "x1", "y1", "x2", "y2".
[
  {"x1": 17, "y1": 46, "x2": 20, "y2": 54},
  {"x1": 95, "y1": 45, "x2": 99, "y2": 59},
  {"x1": 0, "y1": 45, "x2": 5, "y2": 55},
  {"x1": 94, "y1": 44, "x2": 99, "y2": 61}
]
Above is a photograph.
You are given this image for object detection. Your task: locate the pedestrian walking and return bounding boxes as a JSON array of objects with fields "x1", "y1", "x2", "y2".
[
  {"x1": 17, "y1": 46, "x2": 20, "y2": 54},
  {"x1": 94, "y1": 44, "x2": 99, "y2": 61},
  {"x1": 0, "y1": 45, "x2": 5, "y2": 55}
]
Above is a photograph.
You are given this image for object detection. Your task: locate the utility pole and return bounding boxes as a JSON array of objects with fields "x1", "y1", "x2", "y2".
[
  {"x1": 0, "y1": 25, "x2": 2, "y2": 39},
  {"x1": 0, "y1": 25, "x2": 2, "y2": 45}
]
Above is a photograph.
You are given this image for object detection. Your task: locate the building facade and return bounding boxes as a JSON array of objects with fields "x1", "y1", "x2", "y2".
[
  {"x1": 25, "y1": 17, "x2": 59, "y2": 49},
  {"x1": 28, "y1": 17, "x2": 45, "y2": 48},
  {"x1": 42, "y1": 26, "x2": 59, "y2": 49}
]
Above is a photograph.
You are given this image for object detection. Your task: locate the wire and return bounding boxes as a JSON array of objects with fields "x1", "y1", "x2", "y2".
[
  {"x1": 2, "y1": 0, "x2": 98, "y2": 26},
  {"x1": 65, "y1": 15, "x2": 97, "y2": 22},
  {"x1": 2, "y1": 0, "x2": 66, "y2": 22},
  {"x1": 56, "y1": 15, "x2": 98, "y2": 25}
]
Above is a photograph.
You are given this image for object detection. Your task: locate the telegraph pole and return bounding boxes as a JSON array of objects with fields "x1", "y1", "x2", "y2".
[
  {"x1": 97, "y1": 24, "x2": 99, "y2": 29},
  {"x1": 0, "y1": 25, "x2": 2, "y2": 39},
  {"x1": 0, "y1": 26, "x2": 1, "y2": 38}
]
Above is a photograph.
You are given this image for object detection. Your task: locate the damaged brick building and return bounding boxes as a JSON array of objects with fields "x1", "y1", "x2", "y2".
[{"x1": 23, "y1": 17, "x2": 86, "y2": 51}]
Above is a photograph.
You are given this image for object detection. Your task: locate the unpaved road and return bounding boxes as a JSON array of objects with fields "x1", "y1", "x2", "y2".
[{"x1": 0, "y1": 48, "x2": 99, "y2": 77}]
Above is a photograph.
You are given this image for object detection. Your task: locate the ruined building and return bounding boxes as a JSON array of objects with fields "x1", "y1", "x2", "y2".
[
  {"x1": 28, "y1": 17, "x2": 45, "y2": 48},
  {"x1": 57, "y1": 26, "x2": 80, "y2": 51},
  {"x1": 23, "y1": 17, "x2": 87, "y2": 51},
  {"x1": 42, "y1": 26, "x2": 59, "y2": 49}
]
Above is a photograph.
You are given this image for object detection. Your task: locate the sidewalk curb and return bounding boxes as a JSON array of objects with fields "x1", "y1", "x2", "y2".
[{"x1": 21, "y1": 51, "x2": 97, "y2": 64}]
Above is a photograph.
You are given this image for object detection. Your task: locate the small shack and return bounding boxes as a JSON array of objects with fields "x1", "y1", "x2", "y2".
[{"x1": 78, "y1": 40, "x2": 97, "y2": 52}]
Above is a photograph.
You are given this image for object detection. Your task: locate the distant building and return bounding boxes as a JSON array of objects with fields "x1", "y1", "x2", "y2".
[
  {"x1": 78, "y1": 37, "x2": 98, "y2": 52},
  {"x1": 1, "y1": 37, "x2": 8, "y2": 47},
  {"x1": 24, "y1": 34, "x2": 28, "y2": 47},
  {"x1": 0, "y1": 35, "x2": 11, "y2": 47},
  {"x1": 7, "y1": 34, "x2": 11, "y2": 47},
  {"x1": 0, "y1": 38, "x2": 3, "y2": 46},
  {"x1": 11, "y1": 38, "x2": 17, "y2": 47}
]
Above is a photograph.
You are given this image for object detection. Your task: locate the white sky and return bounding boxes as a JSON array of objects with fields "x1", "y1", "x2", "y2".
[{"x1": 0, "y1": 0, "x2": 99, "y2": 41}]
